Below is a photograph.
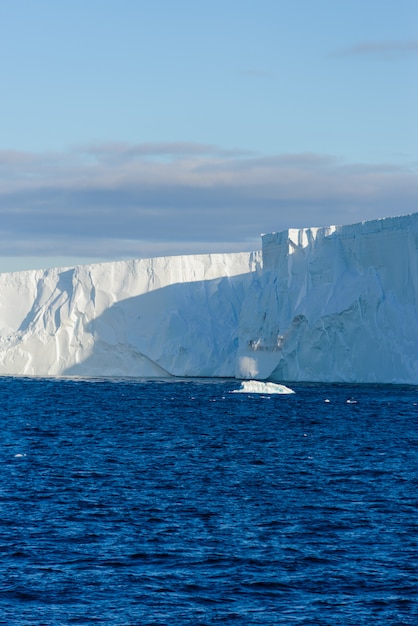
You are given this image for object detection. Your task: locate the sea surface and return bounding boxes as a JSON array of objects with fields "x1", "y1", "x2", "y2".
[{"x1": 0, "y1": 377, "x2": 417, "y2": 625}]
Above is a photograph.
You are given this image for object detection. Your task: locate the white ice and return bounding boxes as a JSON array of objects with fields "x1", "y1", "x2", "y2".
[
  {"x1": 232, "y1": 380, "x2": 295, "y2": 394},
  {"x1": 1, "y1": 213, "x2": 418, "y2": 383}
]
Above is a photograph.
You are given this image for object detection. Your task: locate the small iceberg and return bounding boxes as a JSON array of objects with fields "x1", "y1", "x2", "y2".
[{"x1": 232, "y1": 380, "x2": 295, "y2": 395}]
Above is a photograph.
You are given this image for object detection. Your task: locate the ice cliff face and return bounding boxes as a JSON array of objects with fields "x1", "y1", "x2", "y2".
[
  {"x1": 237, "y1": 213, "x2": 418, "y2": 384},
  {"x1": 1, "y1": 213, "x2": 418, "y2": 383},
  {"x1": 0, "y1": 253, "x2": 261, "y2": 378}
]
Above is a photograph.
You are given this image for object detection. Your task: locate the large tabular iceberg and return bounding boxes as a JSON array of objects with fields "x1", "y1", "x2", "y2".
[
  {"x1": 1, "y1": 213, "x2": 418, "y2": 383},
  {"x1": 236, "y1": 213, "x2": 418, "y2": 384},
  {"x1": 0, "y1": 253, "x2": 260, "y2": 378}
]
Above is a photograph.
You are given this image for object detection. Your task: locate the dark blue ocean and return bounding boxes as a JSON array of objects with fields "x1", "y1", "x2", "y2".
[{"x1": 1, "y1": 377, "x2": 417, "y2": 625}]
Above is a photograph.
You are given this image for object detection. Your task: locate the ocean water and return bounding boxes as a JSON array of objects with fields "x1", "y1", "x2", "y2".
[{"x1": 0, "y1": 377, "x2": 417, "y2": 625}]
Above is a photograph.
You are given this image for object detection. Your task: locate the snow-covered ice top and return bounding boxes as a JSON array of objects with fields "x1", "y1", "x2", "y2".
[{"x1": 1, "y1": 212, "x2": 418, "y2": 383}]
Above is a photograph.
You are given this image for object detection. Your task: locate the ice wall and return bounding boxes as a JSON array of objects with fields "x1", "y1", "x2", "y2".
[
  {"x1": 1, "y1": 213, "x2": 418, "y2": 383},
  {"x1": 236, "y1": 213, "x2": 418, "y2": 384},
  {"x1": 0, "y1": 252, "x2": 260, "y2": 377}
]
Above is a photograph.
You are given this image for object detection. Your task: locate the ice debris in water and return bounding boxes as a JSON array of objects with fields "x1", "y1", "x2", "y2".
[{"x1": 232, "y1": 380, "x2": 295, "y2": 395}]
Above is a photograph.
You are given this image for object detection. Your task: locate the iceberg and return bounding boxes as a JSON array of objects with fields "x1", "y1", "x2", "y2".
[
  {"x1": 1, "y1": 213, "x2": 418, "y2": 384},
  {"x1": 232, "y1": 380, "x2": 295, "y2": 394},
  {"x1": 0, "y1": 253, "x2": 260, "y2": 378},
  {"x1": 236, "y1": 213, "x2": 418, "y2": 384}
]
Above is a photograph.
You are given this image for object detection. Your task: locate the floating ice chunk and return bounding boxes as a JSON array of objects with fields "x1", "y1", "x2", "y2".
[{"x1": 232, "y1": 380, "x2": 295, "y2": 394}]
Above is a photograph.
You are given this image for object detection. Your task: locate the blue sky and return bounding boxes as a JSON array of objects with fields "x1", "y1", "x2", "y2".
[{"x1": 1, "y1": 0, "x2": 417, "y2": 271}]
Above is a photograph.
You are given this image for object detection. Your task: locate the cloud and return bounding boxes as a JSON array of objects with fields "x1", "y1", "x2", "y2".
[
  {"x1": 0, "y1": 143, "x2": 417, "y2": 261},
  {"x1": 77, "y1": 142, "x2": 253, "y2": 165},
  {"x1": 332, "y1": 40, "x2": 418, "y2": 59}
]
